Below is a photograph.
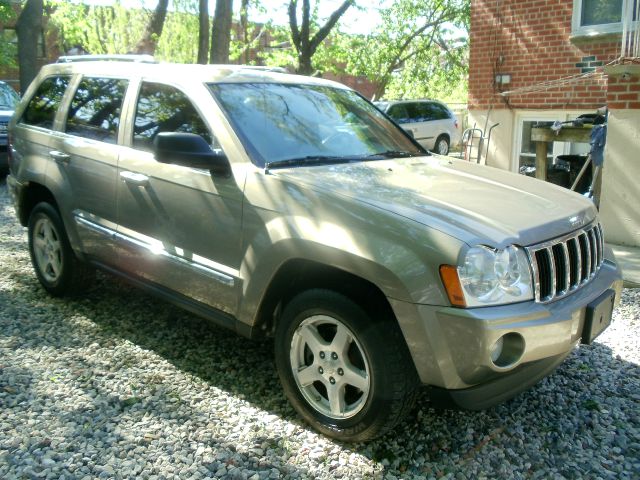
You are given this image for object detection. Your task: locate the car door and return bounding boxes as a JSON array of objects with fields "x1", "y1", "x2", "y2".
[
  {"x1": 115, "y1": 80, "x2": 244, "y2": 314},
  {"x1": 48, "y1": 75, "x2": 128, "y2": 263}
]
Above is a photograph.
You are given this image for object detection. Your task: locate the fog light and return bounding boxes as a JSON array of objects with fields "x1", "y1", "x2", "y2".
[
  {"x1": 489, "y1": 333, "x2": 525, "y2": 369},
  {"x1": 490, "y1": 336, "x2": 504, "y2": 363}
]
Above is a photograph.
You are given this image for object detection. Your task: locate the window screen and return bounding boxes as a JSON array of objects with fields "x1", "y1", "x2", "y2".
[
  {"x1": 21, "y1": 76, "x2": 70, "y2": 130},
  {"x1": 133, "y1": 82, "x2": 213, "y2": 152},
  {"x1": 66, "y1": 77, "x2": 128, "y2": 144}
]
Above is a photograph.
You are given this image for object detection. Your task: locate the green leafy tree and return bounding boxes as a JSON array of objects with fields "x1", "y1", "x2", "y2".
[
  {"x1": 339, "y1": 0, "x2": 469, "y2": 101},
  {"x1": 0, "y1": 0, "x2": 16, "y2": 67}
]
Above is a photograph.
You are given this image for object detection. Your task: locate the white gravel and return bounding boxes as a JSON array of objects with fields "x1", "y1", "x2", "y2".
[{"x1": 1, "y1": 178, "x2": 639, "y2": 480}]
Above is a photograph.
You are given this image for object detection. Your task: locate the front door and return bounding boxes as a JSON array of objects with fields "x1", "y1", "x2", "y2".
[{"x1": 115, "y1": 81, "x2": 244, "y2": 314}]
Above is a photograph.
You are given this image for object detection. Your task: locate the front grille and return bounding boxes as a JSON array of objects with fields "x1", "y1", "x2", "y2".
[{"x1": 526, "y1": 223, "x2": 604, "y2": 303}]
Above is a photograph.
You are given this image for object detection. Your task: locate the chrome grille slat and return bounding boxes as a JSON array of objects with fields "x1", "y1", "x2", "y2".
[
  {"x1": 561, "y1": 242, "x2": 570, "y2": 296},
  {"x1": 526, "y1": 222, "x2": 604, "y2": 303},
  {"x1": 582, "y1": 232, "x2": 592, "y2": 281}
]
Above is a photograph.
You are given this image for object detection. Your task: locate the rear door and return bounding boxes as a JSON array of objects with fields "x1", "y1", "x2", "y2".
[
  {"x1": 114, "y1": 81, "x2": 244, "y2": 314},
  {"x1": 405, "y1": 102, "x2": 437, "y2": 150},
  {"x1": 12, "y1": 75, "x2": 71, "y2": 184},
  {"x1": 48, "y1": 76, "x2": 129, "y2": 263}
]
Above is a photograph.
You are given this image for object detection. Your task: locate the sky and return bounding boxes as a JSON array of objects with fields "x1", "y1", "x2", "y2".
[{"x1": 82, "y1": 0, "x2": 385, "y2": 35}]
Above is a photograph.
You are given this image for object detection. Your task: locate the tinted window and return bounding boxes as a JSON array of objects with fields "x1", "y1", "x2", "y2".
[
  {"x1": 430, "y1": 103, "x2": 451, "y2": 120},
  {"x1": 21, "y1": 76, "x2": 70, "y2": 129},
  {"x1": 386, "y1": 104, "x2": 410, "y2": 124},
  {"x1": 66, "y1": 77, "x2": 128, "y2": 144},
  {"x1": 406, "y1": 102, "x2": 437, "y2": 122},
  {"x1": 133, "y1": 82, "x2": 213, "y2": 152}
]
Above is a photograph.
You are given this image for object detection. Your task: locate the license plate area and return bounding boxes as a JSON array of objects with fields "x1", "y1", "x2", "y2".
[{"x1": 581, "y1": 289, "x2": 615, "y2": 344}]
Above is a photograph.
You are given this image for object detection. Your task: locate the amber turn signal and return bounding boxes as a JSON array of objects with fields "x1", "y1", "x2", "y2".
[{"x1": 439, "y1": 265, "x2": 466, "y2": 307}]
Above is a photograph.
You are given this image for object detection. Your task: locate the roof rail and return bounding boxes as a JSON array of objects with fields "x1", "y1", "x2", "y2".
[
  {"x1": 57, "y1": 54, "x2": 156, "y2": 64},
  {"x1": 239, "y1": 65, "x2": 288, "y2": 73}
]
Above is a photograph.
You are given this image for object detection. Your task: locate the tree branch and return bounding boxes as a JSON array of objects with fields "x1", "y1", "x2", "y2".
[
  {"x1": 309, "y1": 0, "x2": 353, "y2": 52},
  {"x1": 288, "y1": 0, "x2": 301, "y2": 51}
]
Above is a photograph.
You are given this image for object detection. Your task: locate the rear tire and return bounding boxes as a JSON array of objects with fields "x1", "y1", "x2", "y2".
[
  {"x1": 28, "y1": 202, "x2": 94, "y2": 296},
  {"x1": 275, "y1": 289, "x2": 418, "y2": 442},
  {"x1": 433, "y1": 135, "x2": 450, "y2": 155}
]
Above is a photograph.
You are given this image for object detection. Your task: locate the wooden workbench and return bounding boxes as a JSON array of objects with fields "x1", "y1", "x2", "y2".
[{"x1": 531, "y1": 125, "x2": 592, "y2": 181}]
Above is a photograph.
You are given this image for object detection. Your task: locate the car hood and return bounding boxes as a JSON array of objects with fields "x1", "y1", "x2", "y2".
[{"x1": 272, "y1": 156, "x2": 597, "y2": 247}]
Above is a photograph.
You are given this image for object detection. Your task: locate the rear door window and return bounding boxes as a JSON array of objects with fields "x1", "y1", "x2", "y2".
[
  {"x1": 132, "y1": 82, "x2": 213, "y2": 152},
  {"x1": 65, "y1": 77, "x2": 128, "y2": 144},
  {"x1": 386, "y1": 104, "x2": 410, "y2": 124},
  {"x1": 21, "y1": 75, "x2": 71, "y2": 129}
]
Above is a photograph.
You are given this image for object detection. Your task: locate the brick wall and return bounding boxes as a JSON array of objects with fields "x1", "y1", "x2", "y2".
[
  {"x1": 469, "y1": 0, "x2": 620, "y2": 110},
  {"x1": 607, "y1": 70, "x2": 640, "y2": 110}
]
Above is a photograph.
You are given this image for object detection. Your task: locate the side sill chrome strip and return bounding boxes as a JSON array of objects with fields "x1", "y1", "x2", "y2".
[{"x1": 74, "y1": 214, "x2": 236, "y2": 287}]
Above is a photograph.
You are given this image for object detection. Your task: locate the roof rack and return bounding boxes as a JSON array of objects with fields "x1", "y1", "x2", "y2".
[
  {"x1": 57, "y1": 54, "x2": 156, "y2": 64},
  {"x1": 239, "y1": 65, "x2": 288, "y2": 73}
]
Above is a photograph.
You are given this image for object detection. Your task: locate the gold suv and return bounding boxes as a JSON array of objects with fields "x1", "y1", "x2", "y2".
[{"x1": 6, "y1": 56, "x2": 622, "y2": 442}]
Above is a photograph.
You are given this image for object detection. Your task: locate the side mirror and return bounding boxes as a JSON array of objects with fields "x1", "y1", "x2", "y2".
[
  {"x1": 153, "y1": 132, "x2": 230, "y2": 175},
  {"x1": 404, "y1": 128, "x2": 414, "y2": 138}
]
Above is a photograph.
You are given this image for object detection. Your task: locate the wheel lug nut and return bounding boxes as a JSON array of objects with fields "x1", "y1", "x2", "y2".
[
  {"x1": 331, "y1": 352, "x2": 338, "y2": 360},
  {"x1": 318, "y1": 366, "x2": 324, "y2": 374},
  {"x1": 337, "y1": 368, "x2": 344, "y2": 376},
  {"x1": 329, "y1": 377, "x2": 336, "y2": 385},
  {"x1": 319, "y1": 352, "x2": 325, "y2": 359}
]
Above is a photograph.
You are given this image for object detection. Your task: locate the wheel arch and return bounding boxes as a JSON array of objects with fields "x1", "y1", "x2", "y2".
[
  {"x1": 16, "y1": 181, "x2": 59, "y2": 226},
  {"x1": 249, "y1": 258, "x2": 400, "y2": 339}
]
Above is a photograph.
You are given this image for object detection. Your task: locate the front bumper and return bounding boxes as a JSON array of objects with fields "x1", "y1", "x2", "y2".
[{"x1": 389, "y1": 253, "x2": 623, "y2": 408}]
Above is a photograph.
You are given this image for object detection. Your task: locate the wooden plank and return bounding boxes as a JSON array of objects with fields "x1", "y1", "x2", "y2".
[
  {"x1": 531, "y1": 126, "x2": 592, "y2": 143},
  {"x1": 535, "y1": 141, "x2": 548, "y2": 180}
]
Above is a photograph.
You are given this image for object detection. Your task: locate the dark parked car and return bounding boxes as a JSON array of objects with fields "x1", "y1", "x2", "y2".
[{"x1": 0, "y1": 81, "x2": 20, "y2": 175}]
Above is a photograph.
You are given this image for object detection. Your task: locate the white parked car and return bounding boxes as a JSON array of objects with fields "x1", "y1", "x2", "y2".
[{"x1": 375, "y1": 99, "x2": 460, "y2": 155}]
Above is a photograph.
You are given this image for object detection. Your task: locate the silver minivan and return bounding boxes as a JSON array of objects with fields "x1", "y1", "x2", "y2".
[{"x1": 375, "y1": 99, "x2": 460, "y2": 155}]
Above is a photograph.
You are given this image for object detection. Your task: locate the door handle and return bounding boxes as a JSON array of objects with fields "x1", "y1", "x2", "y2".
[
  {"x1": 120, "y1": 171, "x2": 149, "y2": 186},
  {"x1": 49, "y1": 150, "x2": 71, "y2": 164}
]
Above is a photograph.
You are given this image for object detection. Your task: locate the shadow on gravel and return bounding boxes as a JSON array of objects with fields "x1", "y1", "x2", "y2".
[{"x1": 2, "y1": 258, "x2": 639, "y2": 478}]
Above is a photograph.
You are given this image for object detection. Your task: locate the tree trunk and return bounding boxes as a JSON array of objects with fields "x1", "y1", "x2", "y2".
[
  {"x1": 288, "y1": 0, "x2": 353, "y2": 75},
  {"x1": 16, "y1": 0, "x2": 43, "y2": 93},
  {"x1": 197, "y1": 0, "x2": 209, "y2": 64},
  {"x1": 240, "y1": 0, "x2": 249, "y2": 64},
  {"x1": 210, "y1": 0, "x2": 233, "y2": 64},
  {"x1": 133, "y1": 0, "x2": 169, "y2": 55}
]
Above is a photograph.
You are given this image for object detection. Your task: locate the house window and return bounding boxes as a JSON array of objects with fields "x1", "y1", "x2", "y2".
[
  {"x1": 514, "y1": 113, "x2": 591, "y2": 176},
  {"x1": 572, "y1": 0, "x2": 638, "y2": 36}
]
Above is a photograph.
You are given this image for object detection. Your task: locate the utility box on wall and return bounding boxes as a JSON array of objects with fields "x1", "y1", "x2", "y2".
[{"x1": 599, "y1": 65, "x2": 640, "y2": 248}]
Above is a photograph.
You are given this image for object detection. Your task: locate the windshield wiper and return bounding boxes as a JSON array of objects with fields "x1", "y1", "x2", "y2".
[
  {"x1": 264, "y1": 155, "x2": 353, "y2": 172},
  {"x1": 365, "y1": 150, "x2": 425, "y2": 159}
]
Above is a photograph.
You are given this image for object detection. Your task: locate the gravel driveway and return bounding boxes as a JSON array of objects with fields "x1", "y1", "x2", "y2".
[{"x1": 1, "y1": 178, "x2": 639, "y2": 480}]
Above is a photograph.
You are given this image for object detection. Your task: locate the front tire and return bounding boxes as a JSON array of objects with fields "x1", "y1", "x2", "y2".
[
  {"x1": 275, "y1": 289, "x2": 418, "y2": 442},
  {"x1": 28, "y1": 202, "x2": 94, "y2": 296}
]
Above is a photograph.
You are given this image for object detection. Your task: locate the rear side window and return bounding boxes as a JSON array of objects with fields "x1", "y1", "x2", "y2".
[
  {"x1": 386, "y1": 104, "x2": 410, "y2": 124},
  {"x1": 66, "y1": 77, "x2": 128, "y2": 144},
  {"x1": 430, "y1": 103, "x2": 452, "y2": 120},
  {"x1": 21, "y1": 75, "x2": 71, "y2": 129},
  {"x1": 133, "y1": 82, "x2": 213, "y2": 152}
]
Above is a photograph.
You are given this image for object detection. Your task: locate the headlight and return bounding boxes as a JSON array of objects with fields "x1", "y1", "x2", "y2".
[{"x1": 444, "y1": 245, "x2": 533, "y2": 307}]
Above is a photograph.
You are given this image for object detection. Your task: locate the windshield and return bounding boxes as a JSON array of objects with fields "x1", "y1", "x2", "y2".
[
  {"x1": 0, "y1": 84, "x2": 19, "y2": 110},
  {"x1": 208, "y1": 83, "x2": 423, "y2": 168}
]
